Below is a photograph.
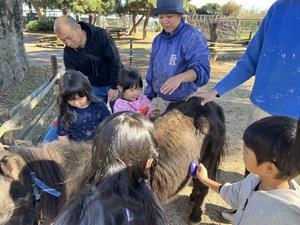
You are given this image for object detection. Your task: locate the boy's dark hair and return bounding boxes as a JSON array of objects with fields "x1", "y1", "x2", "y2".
[
  {"x1": 118, "y1": 67, "x2": 143, "y2": 92},
  {"x1": 243, "y1": 116, "x2": 300, "y2": 179},
  {"x1": 58, "y1": 70, "x2": 93, "y2": 128}
]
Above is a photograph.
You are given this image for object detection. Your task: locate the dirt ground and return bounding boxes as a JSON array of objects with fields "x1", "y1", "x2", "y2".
[{"x1": 8, "y1": 32, "x2": 292, "y2": 224}]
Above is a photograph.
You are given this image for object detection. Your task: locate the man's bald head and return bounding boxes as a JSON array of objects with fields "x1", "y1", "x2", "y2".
[
  {"x1": 54, "y1": 16, "x2": 78, "y2": 34},
  {"x1": 54, "y1": 16, "x2": 86, "y2": 49}
]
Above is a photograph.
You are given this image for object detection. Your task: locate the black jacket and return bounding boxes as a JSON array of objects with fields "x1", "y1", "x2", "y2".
[{"x1": 63, "y1": 22, "x2": 121, "y2": 89}]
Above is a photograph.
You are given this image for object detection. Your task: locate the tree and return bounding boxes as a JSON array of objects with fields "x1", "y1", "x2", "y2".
[
  {"x1": 73, "y1": 0, "x2": 104, "y2": 24},
  {"x1": 196, "y1": 3, "x2": 222, "y2": 15},
  {"x1": 119, "y1": 0, "x2": 154, "y2": 39},
  {"x1": 73, "y1": 0, "x2": 115, "y2": 24},
  {"x1": 120, "y1": 0, "x2": 190, "y2": 39},
  {"x1": 221, "y1": 1, "x2": 242, "y2": 16},
  {"x1": 53, "y1": 0, "x2": 73, "y2": 14},
  {"x1": 130, "y1": 1, "x2": 146, "y2": 35},
  {"x1": 0, "y1": 0, "x2": 28, "y2": 89},
  {"x1": 188, "y1": 4, "x2": 197, "y2": 14},
  {"x1": 240, "y1": 7, "x2": 267, "y2": 19},
  {"x1": 27, "y1": 0, "x2": 57, "y2": 20}
]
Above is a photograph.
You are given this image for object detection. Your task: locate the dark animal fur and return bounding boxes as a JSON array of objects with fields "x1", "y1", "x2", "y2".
[{"x1": 151, "y1": 97, "x2": 226, "y2": 223}]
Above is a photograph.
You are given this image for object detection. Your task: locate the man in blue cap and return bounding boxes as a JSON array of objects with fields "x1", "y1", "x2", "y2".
[{"x1": 144, "y1": 0, "x2": 210, "y2": 112}]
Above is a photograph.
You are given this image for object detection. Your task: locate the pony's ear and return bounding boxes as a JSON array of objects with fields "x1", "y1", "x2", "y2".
[{"x1": 0, "y1": 154, "x2": 25, "y2": 181}]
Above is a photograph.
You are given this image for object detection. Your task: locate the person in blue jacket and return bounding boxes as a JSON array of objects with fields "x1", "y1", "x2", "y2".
[
  {"x1": 193, "y1": 0, "x2": 300, "y2": 121},
  {"x1": 144, "y1": 0, "x2": 210, "y2": 112}
]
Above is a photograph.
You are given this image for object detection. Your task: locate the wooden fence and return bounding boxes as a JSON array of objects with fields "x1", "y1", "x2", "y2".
[
  {"x1": 0, "y1": 58, "x2": 65, "y2": 144},
  {"x1": 187, "y1": 14, "x2": 262, "y2": 42}
]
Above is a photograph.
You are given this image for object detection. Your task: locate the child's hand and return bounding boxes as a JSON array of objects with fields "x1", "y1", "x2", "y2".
[
  {"x1": 149, "y1": 108, "x2": 161, "y2": 120},
  {"x1": 196, "y1": 163, "x2": 208, "y2": 182}
]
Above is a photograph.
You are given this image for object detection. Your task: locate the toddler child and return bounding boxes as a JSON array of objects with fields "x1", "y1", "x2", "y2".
[{"x1": 113, "y1": 67, "x2": 159, "y2": 119}]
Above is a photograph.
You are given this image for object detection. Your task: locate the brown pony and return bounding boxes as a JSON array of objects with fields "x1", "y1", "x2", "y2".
[
  {"x1": 0, "y1": 97, "x2": 225, "y2": 224},
  {"x1": 151, "y1": 97, "x2": 226, "y2": 223}
]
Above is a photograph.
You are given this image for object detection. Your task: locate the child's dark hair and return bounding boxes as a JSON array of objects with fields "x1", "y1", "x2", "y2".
[
  {"x1": 58, "y1": 70, "x2": 92, "y2": 128},
  {"x1": 118, "y1": 67, "x2": 143, "y2": 92},
  {"x1": 243, "y1": 116, "x2": 300, "y2": 179},
  {"x1": 54, "y1": 112, "x2": 165, "y2": 225}
]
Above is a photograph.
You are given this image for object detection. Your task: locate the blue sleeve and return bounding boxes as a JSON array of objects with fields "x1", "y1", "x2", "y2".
[
  {"x1": 57, "y1": 114, "x2": 69, "y2": 136},
  {"x1": 144, "y1": 46, "x2": 157, "y2": 100},
  {"x1": 99, "y1": 101, "x2": 111, "y2": 119},
  {"x1": 214, "y1": 6, "x2": 274, "y2": 96},
  {"x1": 184, "y1": 30, "x2": 210, "y2": 87}
]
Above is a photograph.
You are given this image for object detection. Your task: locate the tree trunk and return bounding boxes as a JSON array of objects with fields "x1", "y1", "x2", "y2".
[
  {"x1": 36, "y1": 7, "x2": 46, "y2": 20},
  {"x1": 132, "y1": 14, "x2": 137, "y2": 34},
  {"x1": 129, "y1": 15, "x2": 144, "y2": 35},
  {"x1": 75, "y1": 14, "x2": 80, "y2": 22},
  {"x1": 88, "y1": 14, "x2": 93, "y2": 24},
  {"x1": 142, "y1": 2, "x2": 151, "y2": 40},
  {"x1": 29, "y1": 1, "x2": 46, "y2": 20},
  {"x1": 92, "y1": 14, "x2": 97, "y2": 25},
  {"x1": 0, "y1": 0, "x2": 28, "y2": 89},
  {"x1": 209, "y1": 22, "x2": 218, "y2": 43},
  {"x1": 28, "y1": 1, "x2": 33, "y2": 14}
]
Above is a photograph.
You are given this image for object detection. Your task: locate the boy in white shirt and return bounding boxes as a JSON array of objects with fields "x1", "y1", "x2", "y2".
[{"x1": 196, "y1": 116, "x2": 300, "y2": 225}]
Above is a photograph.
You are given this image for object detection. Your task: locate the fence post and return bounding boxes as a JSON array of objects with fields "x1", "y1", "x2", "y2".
[
  {"x1": 129, "y1": 39, "x2": 133, "y2": 67},
  {"x1": 248, "y1": 31, "x2": 253, "y2": 41},
  {"x1": 51, "y1": 55, "x2": 58, "y2": 77}
]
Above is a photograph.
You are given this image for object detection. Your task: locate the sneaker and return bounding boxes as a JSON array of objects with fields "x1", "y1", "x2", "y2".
[{"x1": 220, "y1": 208, "x2": 237, "y2": 223}]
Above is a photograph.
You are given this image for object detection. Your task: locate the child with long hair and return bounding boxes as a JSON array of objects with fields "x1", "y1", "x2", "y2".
[
  {"x1": 195, "y1": 116, "x2": 300, "y2": 225},
  {"x1": 54, "y1": 112, "x2": 166, "y2": 225},
  {"x1": 57, "y1": 70, "x2": 111, "y2": 143},
  {"x1": 113, "y1": 68, "x2": 160, "y2": 119}
]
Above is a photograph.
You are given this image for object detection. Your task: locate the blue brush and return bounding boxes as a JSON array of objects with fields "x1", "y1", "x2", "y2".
[{"x1": 189, "y1": 160, "x2": 198, "y2": 177}]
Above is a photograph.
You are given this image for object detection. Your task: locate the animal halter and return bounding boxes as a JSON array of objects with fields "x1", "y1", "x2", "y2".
[{"x1": 30, "y1": 171, "x2": 61, "y2": 207}]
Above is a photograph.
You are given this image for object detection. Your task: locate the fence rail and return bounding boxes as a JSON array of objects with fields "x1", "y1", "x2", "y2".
[{"x1": 0, "y1": 61, "x2": 65, "y2": 143}]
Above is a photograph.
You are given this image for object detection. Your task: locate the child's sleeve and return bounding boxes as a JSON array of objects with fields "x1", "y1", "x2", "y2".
[
  {"x1": 99, "y1": 102, "x2": 111, "y2": 118},
  {"x1": 57, "y1": 114, "x2": 70, "y2": 137},
  {"x1": 219, "y1": 180, "x2": 243, "y2": 209},
  {"x1": 113, "y1": 99, "x2": 132, "y2": 113}
]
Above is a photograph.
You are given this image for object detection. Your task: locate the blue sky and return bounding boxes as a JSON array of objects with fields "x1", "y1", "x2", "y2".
[{"x1": 190, "y1": 0, "x2": 276, "y2": 10}]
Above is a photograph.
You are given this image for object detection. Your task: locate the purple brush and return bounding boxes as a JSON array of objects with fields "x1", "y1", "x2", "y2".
[{"x1": 189, "y1": 160, "x2": 198, "y2": 177}]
